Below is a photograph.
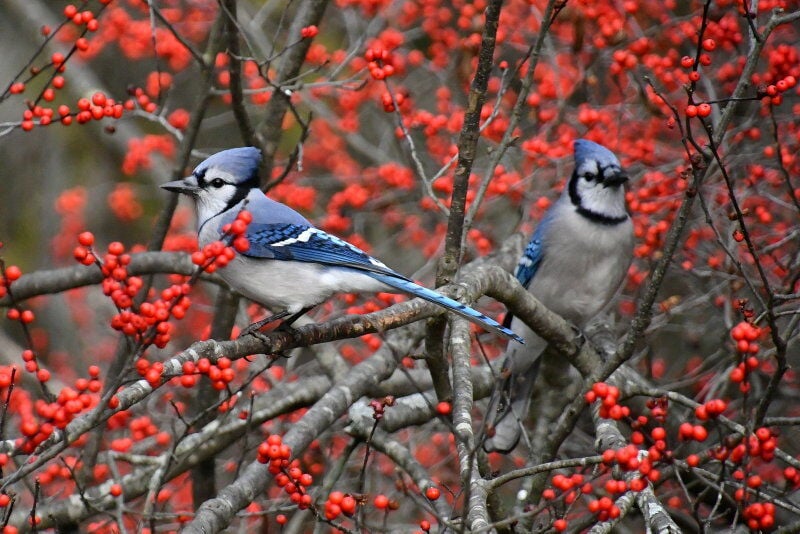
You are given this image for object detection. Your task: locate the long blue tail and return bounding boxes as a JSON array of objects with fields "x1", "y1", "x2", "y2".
[{"x1": 369, "y1": 273, "x2": 524, "y2": 344}]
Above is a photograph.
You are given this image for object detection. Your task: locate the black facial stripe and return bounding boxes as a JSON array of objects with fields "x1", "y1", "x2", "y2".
[
  {"x1": 194, "y1": 169, "x2": 207, "y2": 187},
  {"x1": 223, "y1": 185, "x2": 250, "y2": 214},
  {"x1": 568, "y1": 169, "x2": 628, "y2": 226},
  {"x1": 568, "y1": 169, "x2": 581, "y2": 206}
]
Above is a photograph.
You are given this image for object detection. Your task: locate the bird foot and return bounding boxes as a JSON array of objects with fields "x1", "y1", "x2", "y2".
[
  {"x1": 571, "y1": 324, "x2": 585, "y2": 344},
  {"x1": 238, "y1": 311, "x2": 292, "y2": 339}
]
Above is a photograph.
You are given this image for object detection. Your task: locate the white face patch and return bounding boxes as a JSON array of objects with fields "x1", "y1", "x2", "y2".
[
  {"x1": 192, "y1": 169, "x2": 245, "y2": 227},
  {"x1": 576, "y1": 159, "x2": 600, "y2": 179},
  {"x1": 571, "y1": 162, "x2": 628, "y2": 221}
]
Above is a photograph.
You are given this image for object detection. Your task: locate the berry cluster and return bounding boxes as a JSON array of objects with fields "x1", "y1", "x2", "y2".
[
  {"x1": 179, "y1": 357, "x2": 236, "y2": 391},
  {"x1": 300, "y1": 25, "x2": 319, "y2": 38},
  {"x1": 324, "y1": 490, "x2": 358, "y2": 521},
  {"x1": 677, "y1": 422, "x2": 709, "y2": 442},
  {"x1": 121, "y1": 133, "x2": 175, "y2": 176},
  {"x1": 542, "y1": 473, "x2": 608, "y2": 531},
  {"x1": 1, "y1": 265, "x2": 35, "y2": 325},
  {"x1": 584, "y1": 382, "x2": 630, "y2": 420},
  {"x1": 731, "y1": 321, "x2": 761, "y2": 354},
  {"x1": 258, "y1": 435, "x2": 314, "y2": 511},
  {"x1": 365, "y1": 45, "x2": 396, "y2": 80},
  {"x1": 17, "y1": 365, "x2": 103, "y2": 454},
  {"x1": 0, "y1": 264, "x2": 21, "y2": 299},
  {"x1": 75, "y1": 233, "x2": 195, "y2": 348},
  {"x1": 191, "y1": 210, "x2": 252, "y2": 273},
  {"x1": 743, "y1": 501, "x2": 776, "y2": 531}
]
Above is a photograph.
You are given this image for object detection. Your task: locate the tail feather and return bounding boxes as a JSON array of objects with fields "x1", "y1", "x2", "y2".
[
  {"x1": 483, "y1": 326, "x2": 547, "y2": 452},
  {"x1": 370, "y1": 273, "x2": 524, "y2": 344}
]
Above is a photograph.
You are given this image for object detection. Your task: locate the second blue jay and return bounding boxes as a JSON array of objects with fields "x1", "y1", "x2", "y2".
[
  {"x1": 483, "y1": 139, "x2": 634, "y2": 453},
  {"x1": 162, "y1": 147, "x2": 523, "y2": 344}
]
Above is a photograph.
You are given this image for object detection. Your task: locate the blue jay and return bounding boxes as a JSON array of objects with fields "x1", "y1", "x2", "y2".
[
  {"x1": 483, "y1": 139, "x2": 634, "y2": 453},
  {"x1": 161, "y1": 147, "x2": 523, "y2": 343}
]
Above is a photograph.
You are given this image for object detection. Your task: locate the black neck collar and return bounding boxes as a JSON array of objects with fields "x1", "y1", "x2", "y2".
[{"x1": 568, "y1": 172, "x2": 629, "y2": 226}]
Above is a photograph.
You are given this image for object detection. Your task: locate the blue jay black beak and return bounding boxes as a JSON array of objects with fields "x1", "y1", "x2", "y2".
[
  {"x1": 161, "y1": 176, "x2": 200, "y2": 195},
  {"x1": 602, "y1": 171, "x2": 628, "y2": 188}
]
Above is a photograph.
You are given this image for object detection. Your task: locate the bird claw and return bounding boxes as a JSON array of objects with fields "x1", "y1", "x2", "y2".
[
  {"x1": 571, "y1": 324, "x2": 585, "y2": 344},
  {"x1": 238, "y1": 323, "x2": 263, "y2": 339},
  {"x1": 244, "y1": 329, "x2": 272, "y2": 344}
]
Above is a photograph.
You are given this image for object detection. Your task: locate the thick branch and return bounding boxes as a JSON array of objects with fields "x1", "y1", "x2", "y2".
[{"x1": 184, "y1": 323, "x2": 424, "y2": 533}]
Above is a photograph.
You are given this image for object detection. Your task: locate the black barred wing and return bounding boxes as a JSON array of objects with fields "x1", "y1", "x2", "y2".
[{"x1": 242, "y1": 223, "x2": 409, "y2": 279}]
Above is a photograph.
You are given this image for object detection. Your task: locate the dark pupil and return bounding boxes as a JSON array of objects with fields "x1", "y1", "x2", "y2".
[
  {"x1": 211, "y1": 178, "x2": 225, "y2": 188},
  {"x1": 584, "y1": 172, "x2": 596, "y2": 181}
]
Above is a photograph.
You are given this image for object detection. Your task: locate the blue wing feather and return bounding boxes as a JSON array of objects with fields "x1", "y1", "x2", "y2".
[
  {"x1": 515, "y1": 237, "x2": 543, "y2": 288},
  {"x1": 515, "y1": 223, "x2": 546, "y2": 288},
  {"x1": 502, "y1": 214, "x2": 550, "y2": 328},
  {"x1": 241, "y1": 223, "x2": 523, "y2": 343},
  {"x1": 242, "y1": 223, "x2": 410, "y2": 279}
]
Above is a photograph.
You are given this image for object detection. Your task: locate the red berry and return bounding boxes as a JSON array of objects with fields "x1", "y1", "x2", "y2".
[
  {"x1": 425, "y1": 486, "x2": 440, "y2": 500},
  {"x1": 4, "y1": 265, "x2": 21, "y2": 281},
  {"x1": 692, "y1": 425, "x2": 708, "y2": 442},
  {"x1": 78, "y1": 232, "x2": 95, "y2": 246},
  {"x1": 108, "y1": 242, "x2": 125, "y2": 255},
  {"x1": 373, "y1": 494, "x2": 389, "y2": 509},
  {"x1": 340, "y1": 495, "x2": 356, "y2": 515}
]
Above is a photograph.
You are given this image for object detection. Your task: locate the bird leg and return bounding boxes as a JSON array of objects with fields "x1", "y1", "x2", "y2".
[
  {"x1": 276, "y1": 307, "x2": 313, "y2": 331},
  {"x1": 239, "y1": 310, "x2": 293, "y2": 338},
  {"x1": 239, "y1": 307, "x2": 314, "y2": 338}
]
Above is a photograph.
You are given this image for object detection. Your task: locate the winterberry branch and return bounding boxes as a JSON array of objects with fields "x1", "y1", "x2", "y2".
[
  {"x1": 185, "y1": 323, "x2": 424, "y2": 533},
  {"x1": 463, "y1": 0, "x2": 563, "y2": 237},
  {"x1": 16, "y1": 375, "x2": 330, "y2": 529},
  {"x1": 221, "y1": 0, "x2": 256, "y2": 146},
  {"x1": 255, "y1": 0, "x2": 330, "y2": 178},
  {"x1": 345, "y1": 417, "x2": 451, "y2": 526},
  {"x1": 146, "y1": 0, "x2": 206, "y2": 68},
  {"x1": 450, "y1": 317, "x2": 487, "y2": 531}
]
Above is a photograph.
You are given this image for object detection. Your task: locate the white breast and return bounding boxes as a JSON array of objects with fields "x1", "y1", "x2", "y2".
[
  {"x1": 528, "y1": 207, "x2": 633, "y2": 326},
  {"x1": 197, "y1": 213, "x2": 389, "y2": 312},
  {"x1": 218, "y1": 256, "x2": 387, "y2": 313}
]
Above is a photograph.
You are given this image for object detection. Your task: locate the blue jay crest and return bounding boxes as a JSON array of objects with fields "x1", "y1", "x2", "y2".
[
  {"x1": 192, "y1": 147, "x2": 262, "y2": 186},
  {"x1": 573, "y1": 139, "x2": 620, "y2": 168}
]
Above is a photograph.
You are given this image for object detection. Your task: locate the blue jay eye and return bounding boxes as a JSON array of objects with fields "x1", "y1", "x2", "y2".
[
  {"x1": 583, "y1": 172, "x2": 597, "y2": 181},
  {"x1": 211, "y1": 178, "x2": 225, "y2": 188}
]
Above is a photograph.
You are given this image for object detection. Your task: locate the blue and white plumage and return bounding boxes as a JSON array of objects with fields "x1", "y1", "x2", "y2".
[
  {"x1": 483, "y1": 139, "x2": 634, "y2": 453},
  {"x1": 162, "y1": 147, "x2": 523, "y2": 343}
]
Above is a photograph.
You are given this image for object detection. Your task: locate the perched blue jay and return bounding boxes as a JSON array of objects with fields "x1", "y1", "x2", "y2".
[
  {"x1": 483, "y1": 139, "x2": 634, "y2": 453},
  {"x1": 162, "y1": 147, "x2": 523, "y2": 343}
]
